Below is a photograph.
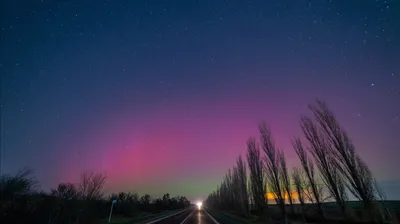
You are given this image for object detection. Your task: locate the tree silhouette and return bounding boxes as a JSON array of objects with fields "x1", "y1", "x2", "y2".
[
  {"x1": 246, "y1": 137, "x2": 267, "y2": 218},
  {"x1": 292, "y1": 167, "x2": 307, "y2": 222},
  {"x1": 51, "y1": 183, "x2": 78, "y2": 200},
  {"x1": 0, "y1": 167, "x2": 37, "y2": 200},
  {"x1": 308, "y1": 100, "x2": 380, "y2": 221},
  {"x1": 78, "y1": 172, "x2": 106, "y2": 200},
  {"x1": 206, "y1": 100, "x2": 390, "y2": 223},
  {"x1": 205, "y1": 157, "x2": 250, "y2": 216},
  {"x1": 300, "y1": 115, "x2": 348, "y2": 215},
  {"x1": 162, "y1": 193, "x2": 171, "y2": 208},
  {"x1": 234, "y1": 155, "x2": 250, "y2": 216},
  {"x1": 292, "y1": 137, "x2": 324, "y2": 216},
  {"x1": 259, "y1": 121, "x2": 286, "y2": 219},
  {"x1": 0, "y1": 168, "x2": 191, "y2": 224},
  {"x1": 280, "y1": 151, "x2": 295, "y2": 215}
]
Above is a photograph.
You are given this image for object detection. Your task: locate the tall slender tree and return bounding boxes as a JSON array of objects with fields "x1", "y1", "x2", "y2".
[
  {"x1": 235, "y1": 155, "x2": 250, "y2": 216},
  {"x1": 280, "y1": 151, "x2": 295, "y2": 215},
  {"x1": 292, "y1": 167, "x2": 307, "y2": 221},
  {"x1": 246, "y1": 137, "x2": 267, "y2": 217},
  {"x1": 301, "y1": 116, "x2": 348, "y2": 215},
  {"x1": 292, "y1": 137, "x2": 324, "y2": 216},
  {"x1": 259, "y1": 121, "x2": 286, "y2": 219},
  {"x1": 308, "y1": 100, "x2": 380, "y2": 221}
]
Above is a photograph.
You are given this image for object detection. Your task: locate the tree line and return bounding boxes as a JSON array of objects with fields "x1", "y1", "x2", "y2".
[
  {"x1": 205, "y1": 100, "x2": 392, "y2": 224},
  {"x1": 0, "y1": 169, "x2": 190, "y2": 224}
]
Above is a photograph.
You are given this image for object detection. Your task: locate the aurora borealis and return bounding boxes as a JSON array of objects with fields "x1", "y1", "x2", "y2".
[{"x1": 1, "y1": 0, "x2": 399, "y2": 201}]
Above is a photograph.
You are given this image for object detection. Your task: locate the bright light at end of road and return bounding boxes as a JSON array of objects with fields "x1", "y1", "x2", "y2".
[{"x1": 196, "y1": 201, "x2": 202, "y2": 209}]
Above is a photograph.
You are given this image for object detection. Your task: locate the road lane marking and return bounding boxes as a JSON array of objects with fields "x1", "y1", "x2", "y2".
[
  {"x1": 180, "y1": 209, "x2": 195, "y2": 224},
  {"x1": 204, "y1": 209, "x2": 220, "y2": 224},
  {"x1": 145, "y1": 208, "x2": 191, "y2": 224}
]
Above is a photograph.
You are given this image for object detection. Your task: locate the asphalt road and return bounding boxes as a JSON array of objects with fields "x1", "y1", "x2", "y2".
[{"x1": 147, "y1": 208, "x2": 218, "y2": 224}]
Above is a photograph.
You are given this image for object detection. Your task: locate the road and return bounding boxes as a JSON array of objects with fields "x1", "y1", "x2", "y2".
[{"x1": 146, "y1": 208, "x2": 219, "y2": 224}]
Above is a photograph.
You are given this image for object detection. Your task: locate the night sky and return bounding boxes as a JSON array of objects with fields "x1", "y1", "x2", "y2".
[{"x1": 1, "y1": 0, "x2": 399, "y2": 201}]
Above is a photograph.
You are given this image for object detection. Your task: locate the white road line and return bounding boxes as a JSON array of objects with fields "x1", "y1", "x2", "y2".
[
  {"x1": 204, "y1": 209, "x2": 220, "y2": 224},
  {"x1": 180, "y1": 209, "x2": 195, "y2": 224},
  {"x1": 145, "y1": 208, "x2": 190, "y2": 224}
]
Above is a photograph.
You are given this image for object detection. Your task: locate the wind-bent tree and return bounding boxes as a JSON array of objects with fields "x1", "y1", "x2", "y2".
[
  {"x1": 301, "y1": 116, "x2": 348, "y2": 215},
  {"x1": 259, "y1": 121, "x2": 286, "y2": 218},
  {"x1": 308, "y1": 100, "x2": 380, "y2": 220},
  {"x1": 246, "y1": 137, "x2": 267, "y2": 217},
  {"x1": 79, "y1": 172, "x2": 106, "y2": 200},
  {"x1": 292, "y1": 167, "x2": 307, "y2": 221},
  {"x1": 292, "y1": 137, "x2": 324, "y2": 216},
  {"x1": 280, "y1": 151, "x2": 295, "y2": 215},
  {"x1": 374, "y1": 180, "x2": 392, "y2": 222},
  {"x1": 206, "y1": 100, "x2": 387, "y2": 223}
]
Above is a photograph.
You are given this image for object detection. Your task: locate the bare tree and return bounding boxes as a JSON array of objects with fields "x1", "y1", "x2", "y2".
[
  {"x1": 374, "y1": 180, "x2": 392, "y2": 223},
  {"x1": 292, "y1": 137, "x2": 324, "y2": 216},
  {"x1": 0, "y1": 167, "x2": 38, "y2": 199},
  {"x1": 246, "y1": 137, "x2": 267, "y2": 217},
  {"x1": 219, "y1": 169, "x2": 233, "y2": 210},
  {"x1": 224, "y1": 169, "x2": 235, "y2": 210},
  {"x1": 206, "y1": 157, "x2": 250, "y2": 217},
  {"x1": 248, "y1": 177, "x2": 254, "y2": 210},
  {"x1": 234, "y1": 155, "x2": 250, "y2": 217},
  {"x1": 259, "y1": 121, "x2": 286, "y2": 219},
  {"x1": 51, "y1": 183, "x2": 78, "y2": 200},
  {"x1": 280, "y1": 151, "x2": 295, "y2": 215},
  {"x1": 292, "y1": 167, "x2": 307, "y2": 221},
  {"x1": 79, "y1": 172, "x2": 106, "y2": 200},
  {"x1": 207, "y1": 168, "x2": 234, "y2": 211},
  {"x1": 300, "y1": 116, "x2": 348, "y2": 215},
  {"x1": 308, "y1": 100, "x2": 381, "y2": 220}
]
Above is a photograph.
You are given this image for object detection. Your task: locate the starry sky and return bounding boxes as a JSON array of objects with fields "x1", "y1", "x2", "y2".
[{"x1": 1, "y1": 0, "x2": 399, "y2": 202}]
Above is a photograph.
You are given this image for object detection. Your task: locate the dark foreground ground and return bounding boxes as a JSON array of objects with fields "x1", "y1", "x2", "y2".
[{"x1": 140, "y1": 208, "x2": 218, "y2": 224}]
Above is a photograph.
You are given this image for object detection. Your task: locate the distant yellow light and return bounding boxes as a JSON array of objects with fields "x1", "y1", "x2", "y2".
[{"x1": 196, "y1": 201, "x2": 202, "y2": 209}]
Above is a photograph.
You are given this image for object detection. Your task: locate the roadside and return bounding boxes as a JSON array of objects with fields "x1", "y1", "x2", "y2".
[
  {"x1": 205, "y1": 209, "x2": 260, "y2": 224},
  {"x1": 205, "y1": 209, "x2": 299, "y2": 224}
]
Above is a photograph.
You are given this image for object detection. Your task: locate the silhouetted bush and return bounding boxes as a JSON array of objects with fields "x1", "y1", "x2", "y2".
[{"x1": 0, "y1": 169, "x2": 191, "y2": 224}]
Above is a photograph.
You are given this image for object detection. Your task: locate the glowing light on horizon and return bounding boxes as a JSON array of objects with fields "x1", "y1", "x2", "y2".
[{"x1": 265, "y1": 189, "x2": 316, "y2": 204}]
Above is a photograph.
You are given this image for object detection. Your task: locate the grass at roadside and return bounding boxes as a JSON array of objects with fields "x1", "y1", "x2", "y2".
[{"x1": 206, "y1": 209, "x2": 261, "y2": 224}]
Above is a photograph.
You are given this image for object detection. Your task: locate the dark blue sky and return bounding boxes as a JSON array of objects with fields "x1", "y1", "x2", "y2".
[{"x1": 1, "y1": 0, "x2": 399, "y2": 200}]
